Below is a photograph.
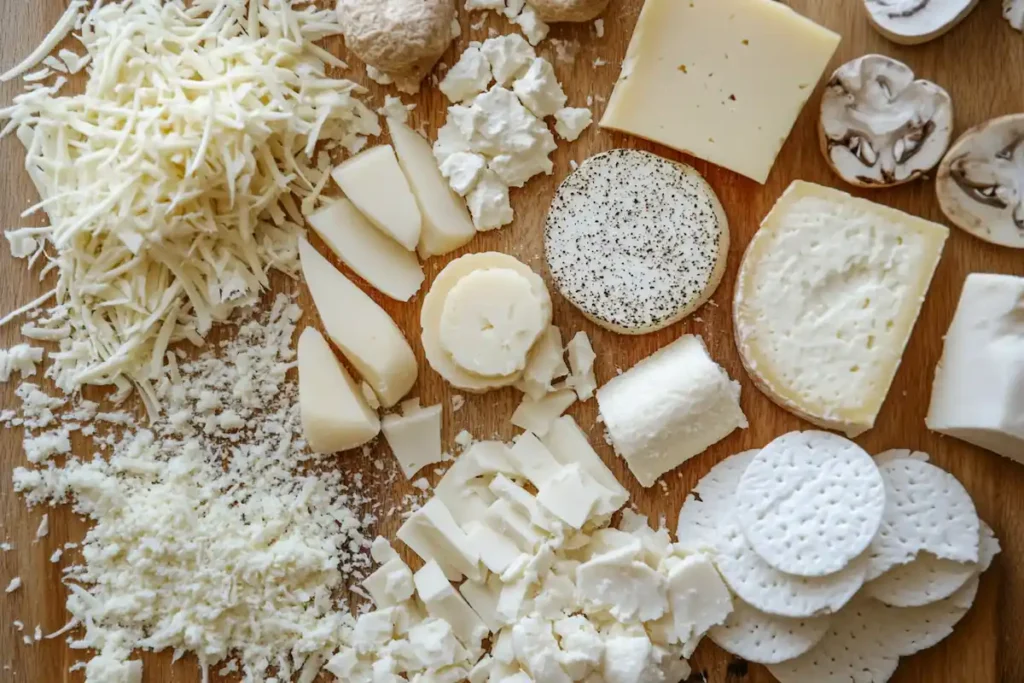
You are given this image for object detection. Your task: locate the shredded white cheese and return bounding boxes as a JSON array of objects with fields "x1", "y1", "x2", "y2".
[{"x1": 0, "y1": 0, "x2": 380, "y2": 412}]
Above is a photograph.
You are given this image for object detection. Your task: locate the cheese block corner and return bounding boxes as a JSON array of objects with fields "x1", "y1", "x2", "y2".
[{"x1": 734, "y1": 181, "x2": 948, "y2": 436}]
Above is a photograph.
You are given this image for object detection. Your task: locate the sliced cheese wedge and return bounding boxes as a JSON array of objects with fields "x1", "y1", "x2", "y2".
[
  {"x1": 387, "y1": 118, "x2": 477, "y2": 258},
  {"x1": 331, "y1": 145, "x2": 423, "y2": 251},
  {"x1": 421, "y1": 252, "x2": 552, "y2": 393},
  {"x1": 299, "y1": 238, "x2": 418, "y2": 408},
  {"x1": 382, "y1": 401, "x2": 444, "y2": 479},
  {"x1": 306, "y1": 199, "x2": 424, "y2": 301},
  {"x1": 510, "y1": 389, "x2": 577, "y2": 437},
  {"x1": 735, "y1": 181, "x2": 948, "y2": 437},
  {"x1": 515, "y1": 326, "x2": 570, "y2": 401},
  {"x1": 297, "y1": 327, "x2": 380, "y2": 453}
]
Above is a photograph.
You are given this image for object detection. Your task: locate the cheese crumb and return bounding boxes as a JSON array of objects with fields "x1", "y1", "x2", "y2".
[
  {"x1": 5, "y1": 578, "x2": 21, "y2": 593},
  {"x1": 0, "y1": 345, "x2": 43, "y2": 382}
]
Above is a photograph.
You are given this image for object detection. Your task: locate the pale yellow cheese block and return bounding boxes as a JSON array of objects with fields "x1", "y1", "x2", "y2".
[{"x1": 600, "y1": 0, "x2": 840, "y2": 184}]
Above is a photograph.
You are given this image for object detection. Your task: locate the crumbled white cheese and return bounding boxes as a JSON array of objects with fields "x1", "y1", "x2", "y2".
[
  {"x1": 480, "y1": 35, "x2": 537, "y2": 86},
  {"x1": 595, "y1": 19, "x2": 606, "y2": 38},
  {"x1": 554, "y1": 108, "x2": 594, "y2": 142},
  {"x1": 441, "y1": 152, "x2": 489, "y2": 197},
  {"x1": 34, "y1": 514, "x2": 48, "y2": 541},
  {"x1": 466, "y1": 170, "x2": 516, "y2": 231},
  {"x1": 441, "y1": 46, "x2": 494, "y2": 102},
  {"x1": 513, "y1": 58, "x2": 568, "y2": 118},
  {"x1": 0, "y1": 344, "x2": 43, "y2": 382},
  {"x1": 514, "y1": 5, "x2": 550, "y2": 45},
  {"x1": 5, "y1": 578, "x2": 21, "y2": 593}
]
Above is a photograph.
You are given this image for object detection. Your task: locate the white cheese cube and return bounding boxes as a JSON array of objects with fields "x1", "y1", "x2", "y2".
[
  {"x1": 663, "y1": 554, "x2": 732, "y2": 656},
  {"x1": 536, "y1": 464, "x2": 608, "y2": 530},
  {"x1": 513, "y1": 616, "x2": 573, "y2": 683},
  {"x1": 485, "y1": 499, "x2": 545, "y2": 552},
  {"x1": 927, "y1": 273, "x2": 1024, "y2": 463},
  {"x1": 512, "y1": 58, "x2": 566, "y2": 118},
  {"x1": 465, "y1": 522, "x2": 523, "y2": 575},
  {"x1": 440, "y1": 46, "x2": 494, "y2": 103},
  {"x1": 511, "y1": 389, "x2": 577, "y2": 437},
  {"x1": 508, "y1": 433, "x2": 564, "y2": 489},
  {"x1": 414, "y1": 561, "x2": 489, "y2": 649},
  {"x1": 398, "y1": 498, "x2": 484, "y2": 581},
  {"x1": 600, "y1": 0, "x2": 840, "y2": 184},
  {"x1": 597, "y1": 335, "x2": 747, "y2": 487},
  {"x1": 517, "y1": 326, "x2": 571, "y2": 400},
  {"x1": 435, "y1": 441, "x2": 519, "y2": 524},
  {"x1": 363, "y1": 557, "x2": 415, "y2": 608},
  {"x1": 382, "y1": 402, "x2": 444, "y2": 479},
  {"x1": 460, "y1": 578, "x2": 503, "y2": 632},
  {"x1": 490, "y1": 474, "x2": 560, "y2": 532},
  {"x1": 352, "y1": 608, "x2": 397, "y2": 653},
  {"x1": 541, "y1": 417, "x2": 628, "y2": 517}
]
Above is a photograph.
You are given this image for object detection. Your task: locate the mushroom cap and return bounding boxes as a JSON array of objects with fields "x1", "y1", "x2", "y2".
[
  {"x1": 529, "y1": 0, "x2": 611, "y2": 23},
  {"x1": 1006, "y1": 0, "x2": 1024, "y2": 31},
  {"x1": 937, "y1": 113, "x2": 1024, "y2": 249},
  {"x1": 862, "y1": 0, "x2": 980, "y2": 45},
  {"x1": 337, "y1": 0, "x2": 455, "y2": 75},
  {"x1": 818, "y1": 54, "x2": 953, "y2": 189}
]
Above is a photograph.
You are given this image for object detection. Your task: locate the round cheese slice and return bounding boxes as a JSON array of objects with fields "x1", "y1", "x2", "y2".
[
  {"x1": 544, "y1": 149, "x2": 729, "y2": 335},
  {"x1": 422, "y1": 252, "x2": 552, "y2": 392}
]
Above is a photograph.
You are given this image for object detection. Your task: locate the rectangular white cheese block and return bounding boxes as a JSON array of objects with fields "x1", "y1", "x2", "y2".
[
  {"x1": 507, "y1": 432, "x2": 563, "y2": 489},
  {"x1": 413, "y1": 561, "x2": 488, "y2": 649},
  {"x1": 600, "y1": 0, "x2": 840, "y2": 183},
  {"x1": 397, "y1": 498, "x2": 484, "y2": 581},
  {"x1": 535, "y1": 464, "x2": 606, "y2": 530},
  {"x1": 362, "y1": 557, "x2": 415, "y2": 607},
  {"x1": 464, "y1": 521, "x2": 523, "y2": 575},
  {"x1": 510, "y1": 389, "x2": 577, "y2": 437},
  {"x1": 735, "y1": 182, "x2": 949, "y2": 437},
  {"x1": 435, "y1": 441, "x2": 519, "y2": 524},
  {"x1": 927, "y1": 273, "x2": 1024, "y2": 464},
  {"x1": 485, "y1": 499, "x2": 544, "y2": 552},
  {"x1": 382, "y1": 402, "x2": 444, "y2": 479},
  {"x1": 541, "y1": 416, "x2": 628, "y2": 517},
  {"x1": 459, "y1": 577, "x2": 503, "y2": 632}
]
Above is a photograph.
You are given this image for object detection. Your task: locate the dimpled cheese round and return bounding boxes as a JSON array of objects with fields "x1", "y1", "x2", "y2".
[
  {"x1": 439, "y1": 268, "x2": 547, "y2": 378},
  {"x1": 735, "y1": 431, "x2": 886, "y2": 578},
  {"x1": 421, "y1": 252, "x2": 553, "y2": 393},
  {"x1": 544, "y1": 149, "x2": 729, "y2": 335}
]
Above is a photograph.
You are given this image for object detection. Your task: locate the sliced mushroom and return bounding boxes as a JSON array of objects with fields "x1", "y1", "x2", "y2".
[
  {"x1": 819, "y1": 55, "x2": 953, "y2": 189},
  {"x1": 862, "y1": 0, "x2": 979, "y2": 45},
  {"x1": 936, "y1": 114, "x2": 1024, "y2": 249},
  {"x1": 1006, "y1": 0, "x2": 1024, "y2": 30}
]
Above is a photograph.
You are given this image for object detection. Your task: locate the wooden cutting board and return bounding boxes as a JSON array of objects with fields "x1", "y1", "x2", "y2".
[{"x1": 1, "y1": 1, "x2": 1022, "y2": 682}]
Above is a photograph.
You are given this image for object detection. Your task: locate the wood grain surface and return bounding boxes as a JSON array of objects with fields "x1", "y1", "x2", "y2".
[{"x1": 2, "y1": 1, "x2": 1022, "y2": 682}]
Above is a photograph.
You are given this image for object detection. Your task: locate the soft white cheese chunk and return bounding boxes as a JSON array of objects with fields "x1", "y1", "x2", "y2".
[
  {"x1": 465, "y1": 521, "x2": 524, "y2": 575},
  {"x1": 516, "y1": 326, "x2": 571, "y2": 400},
  {"x1": 490, "y1": 474, "x2": 561, "y2": 533},
  {"x1": 514, "y1": 5, "x2": 550, "y2": 45},
  {"x1": 663, "y1": 554, "x2": 732, "y2": 656},
  {"x1": 480, "y1": 35, "x2": 537, "y2": 85},
  {"x1": 398, "y1": 498, "x2": 484, "y2": 581},
  {"x1": 926, "y1": 273, "x2": 1024, "y2": 464},
  {"x1": 435, "y1": 441, "x2": 518, "y2": 523},
  {"x1": 576, "y1": 542, "x2": 669, "y2": 623},
  {"x1": 352, "y1": 608, "x2": 397, "y2": 654},
  {"x1": 363, "y1": 557, "x2": 415, "y2": 608},
  {"x1": 414, "y1": 561, "x2": 489, "y2": 649},
  {"x1": 514, "y1": 616, "x2": 573, "y2": 683},
  {"x1": 440, "y1": 152, "x2": 488, "y2": 197},
  {"x1": 508, "y1": 432, "x2": 564, "y2": 489},
  {"x1": 597, "y1": 334, "x2": 747, "y2": 487},
  {"x1": 331, "y1": 146, "x2": 423, "y2": 251},
  {"x1": 554, "y1": 108, "x2": 593, "y2": 142},
  {"x1": 441, "y1": 46, "x2": 494, "y2": 102},
  {"x1": 407, "y1": 618, "x2": 470, "y2": 670},
  {"x1": 460, "y1": 576, "x2": 504, "y2": 632},
  {"x1": 511, "y1": 389, "x2": 578, "y2": 437},
  {"x1": 541, "y1": 417, "x2": 629, "y2": 518},
  {"x1": 486, "y1": 499, "x2": 545, "y2": 552},
  {"x1": 554, "y1": 616, "x2": 604, "y2": 681},
  {"x1": 565, "y1": 332, "x2": 597, "y2": 400},
  {"x1": 513, "y1": 58, "x2": 567, "y2": 117},
  {"x1": 382, "y1": 402, "x2": 444, "y2": 479},
  {"x1": 536, "y1": 464, "x2": 608, "y2": 530},
  {"x1": 467, "y1": 170, "x2": 515, "y2": 231}
]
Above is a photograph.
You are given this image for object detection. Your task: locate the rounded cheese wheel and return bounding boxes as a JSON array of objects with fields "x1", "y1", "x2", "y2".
[
  {"x1": 439, "y1": 268, "x2": 548, "y2": 378},
  {"x1": 422, "y1": 252, "x2": 553, "y2": 392},
  {"x1": 544, "y1": 149, "x2": 729, "y2": 335}
]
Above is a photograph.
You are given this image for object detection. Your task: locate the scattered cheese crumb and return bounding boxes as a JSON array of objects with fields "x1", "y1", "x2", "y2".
[
  {"x1": 0, "y1": 345, "x2": 43, "y2": 382},
  {"x1": 595, "y1": 19, "x2": 605, "y2": 38},
  {"x1": 34, "y1": 514, "x2": 48, "y2": 541},
  {"x1": 5, "y1": 578, "x2": 21, "y2": 593},
  {"x1": 451, "y1": 394, "x2": 466, "y2": 412}
]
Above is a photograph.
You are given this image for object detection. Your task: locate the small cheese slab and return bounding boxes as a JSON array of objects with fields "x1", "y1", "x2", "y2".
[
  {"x1": 332, "y1": 145, "x2": 423, "y2": 251},
  {"x1": 735, "y1": 181, "x2": 948, "y2": 436},
  {"x1": 600, "y1": 0, "x2": 840, "y2": 184},
  {"x1": 926, "y1": 273, "x2": 1024, "y2": 464},
  {"x1": 398, "y1": 498, "x2": 484, "y2": 581},
  {"x1": 297, "y1": 327, "x2": 380, "y2": 453},
  {"x1": 382, "y1": 401, "x2": 444, "y2": 479}
]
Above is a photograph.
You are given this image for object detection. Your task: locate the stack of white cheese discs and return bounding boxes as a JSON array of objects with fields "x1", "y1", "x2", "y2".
[
  {"x1": 421, "y1": 252, "x2": 554, "y2": 392},
  {"x1": 677, "y1": 431, "x2": 1000, "y2": 681}
]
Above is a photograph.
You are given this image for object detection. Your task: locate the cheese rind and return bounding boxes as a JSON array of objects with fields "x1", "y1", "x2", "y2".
[
  {"x1": 597, "y1": 335, "x2": 748, "y2": 488},
  {"x1": 600, "y1": 0, "x2": 840, "y2": 184},
  {"x1": 299, "y1": 238, "x2": 417, "y2": 408},
  {"x1": 926, "y1": 273, "x2": 1024, "y2": 464},
  {"x1": 331, "y1": 145, "x2": 423, "y2": 250},
  {"x1": 297, "y1": 327, "x2": 380, "y2": 453},
  {"x1": 734, "y1": 181, "x2": 948, "y2": 437}
]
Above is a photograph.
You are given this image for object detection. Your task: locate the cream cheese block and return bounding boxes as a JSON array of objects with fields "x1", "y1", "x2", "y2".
[
  {"x1": 926, "y1": 273, "x2": 1024, "y2": 464},
  {"x1": 600, "y1": 0, "x2": 840, "y2": 184},
  {"x1": 597, "y1": 334, "x2": 748, "y2": 488},
  {"x1": 734, "y1": 181, "x2": 948, "y2": 437},
  {"x1": 421, "y1": 252, "x2": 552, "y2": 392}
]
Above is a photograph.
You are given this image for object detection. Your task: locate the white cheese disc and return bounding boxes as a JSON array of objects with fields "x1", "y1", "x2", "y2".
[
  {"x1": 864, "y1": 552, "x2": 975, "y2": 608},
  {"x1": 866, "y1": 457, "x2": 980, "y2": 581},
  {"x1": 708, "y1": 598, "x2": 831, "y2": 665},
  {"x1": 544, "y1": 149, "x2": 729, "y2": 334},
  {"x1": 675, "y1": 450, "x2": 758, "y2": 550},
  {"x1": 439, "y1": 268, "x2": 549, "y2": 378},
  {"x1": 735, "y1": 431, "x2": 886, "y2": 577},
  {"x1": 421, "y1": 252, "x2": 552, "y2": 392},
  {"x1": 734, "y1": 181, "x2": 948, "y2": 437},
  {"x1": 874, "y1": 448, "x2": 929, "y2": 466},
  {"x1": 715, "y1": 521, "x2": 868, "y2": 619}
]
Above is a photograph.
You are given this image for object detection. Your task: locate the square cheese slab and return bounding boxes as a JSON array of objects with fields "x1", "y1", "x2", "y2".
[
  {"x1": 927, "y1": 274, "x2": 1024, "y2": 464},
  {"x1": 600, "y1": 0, "x2": 840, "y2": 183}
]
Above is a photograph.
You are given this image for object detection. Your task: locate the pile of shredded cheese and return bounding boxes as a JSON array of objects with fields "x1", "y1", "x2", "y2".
[
  {"x1": 12, "y1": 294, "x2": 375, "y2": 683},
  {"x1": 0, "y1": 0, "x2": 380, "y2": 413}
]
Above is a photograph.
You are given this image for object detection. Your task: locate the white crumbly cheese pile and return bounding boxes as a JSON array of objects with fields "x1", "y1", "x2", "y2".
[
  {"x1": 465, "y1": 0, "x2": 550, "y2": 45},
  {"x1": 11, "y1": 295, "x2": 375, "y2": 682},
  {"x1": 435, "y1": 35, "x2": 592, "y2": 230},
  {"x1": 0, "y1": 0, "x2": 379, "y2": 413},
  {"x1": 0, "y1": 344, "x2": 43, "y2": 382}
]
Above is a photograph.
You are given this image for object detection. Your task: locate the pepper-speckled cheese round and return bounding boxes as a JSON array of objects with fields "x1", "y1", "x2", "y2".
[{"x1": 543, "y1": 149, "x2": 730, "y2": 335}]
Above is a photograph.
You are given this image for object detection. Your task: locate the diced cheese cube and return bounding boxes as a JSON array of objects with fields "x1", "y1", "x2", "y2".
[
  {"x1": 600, "y1": 0, "x2": 840, "y2": 184},
  {"x1": 490, "y1": 474, "x2": 560, "y2": 532},
  {"x1": 536, "y1": 464, "x2": 606, "y2": 529},
  {"x1": 485, "y1": 499, "x2": 545, "y2": 552},
  {"x1": 926, "y1": 273, "x2": 1024, "y2": 464},
  {"x1": 382, "y1": 402, "x2": 444, "y2": 479},
  {"x1": 497, "y1": 575, "x2": 533, "y2": 625},
  {"x1": 352, "y1": 608, "x2": 397, "y2": 653},
  {"x1": 398, "y1": 498, "x2": 484, "y2": 581},
  {"x1": 466, "y1": 521, "x2": 527, "y2": 575},
  {"x1": 371, "y1": 537, "x2": 400, "y2": 563},
  {"x1": 407, "y1": 618, "x2": 469, "y2": 670},
  {"x1": 511, "y1": 389, "x2": 577, "y2": 437},
  {"x1": 460, "y1": 578, "x2": 504, "y2": 632},
  {"x1": 513, "y1": 616, "x2": 573, "y2": 683},
  {"x1": 332, "y1": 145, "x2": 423, "y2": 250},
  {"x1": 414, "y1": 561, "x2": 489, "y2": 649},
  {"x1": 576, "y1": 544, "x2": 668, "y2": 624},
  {"x1": 362, "y1": 557, "x2": 415, "y2": 607},
  {"x1": 493, "y1": 628, "x2": 517, "y2": 665},
  {"x1": 507, "y1": 433, "x2": 564, "y2": 488},
  {"x1": 469, "y1": 656, "x2": 497, "y2": 683},
  {"x1": 553, "y1": 616, "x2": 603, "y2": 681},
  {"x1": 663, "y1": 553, "x2": 732, "y2": 657},
  {"x1": 541, "y1": 417, "x2": 628, "y2": 518}
]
